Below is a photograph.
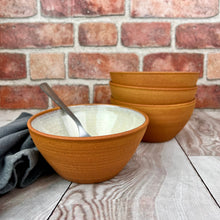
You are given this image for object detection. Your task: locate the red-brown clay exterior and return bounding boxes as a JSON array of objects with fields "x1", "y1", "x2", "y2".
[
  {"x1": 110, "y1": 71, "x2": 199, "y2": 88},
  {"x1": 110, "y1": 81, "x2": 197, "y2": 105},
  {"x1": 111, "y1": 97, "x2": 195, "y2": 143}
]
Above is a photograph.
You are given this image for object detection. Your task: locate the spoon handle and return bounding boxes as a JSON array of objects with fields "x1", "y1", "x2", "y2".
[{"x1": 40, "y1": 83, "x2": 82, "y2": 128}]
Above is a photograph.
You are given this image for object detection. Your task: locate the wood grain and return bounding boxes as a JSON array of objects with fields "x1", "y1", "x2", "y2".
[
  {"x1": 0, "y1": 174, "x2": 70, "y2": 220},
  {"x1": 189, "y1": 156, "x2": 220, "y2": 207},
  {"x1": 0, "y1": 110, "x2": 39, "y2": 126},
  {"x1": 1, "y1": 110, "x2": 220, "y2": 220},
  {"x1": 0, "y1": 111, "x2": 70, "y2": 220},
  {"x1": 176, "y1": 110, "x2": 220, "y2": 156},
  {"x1": 50, "y1": 139, "x2": 220, "y2": 220}
]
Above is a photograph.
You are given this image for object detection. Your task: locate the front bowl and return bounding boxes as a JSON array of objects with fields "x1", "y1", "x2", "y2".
[
  {"x1": 27, "y1": 104, "x2": 149, "y2": 183},
  {"x1": 110, "y1": 71, "x2": 199, "y2": 88},
  {"x1": 111, "y1": 97, "x2": 195, "y2": 142},
  {"x1": 110, "y1": 81, "x2": 197, "y2": 105}
]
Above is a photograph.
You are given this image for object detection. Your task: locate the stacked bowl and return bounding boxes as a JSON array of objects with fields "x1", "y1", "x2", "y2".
[{"x1": 110, "y1": 71, "x2": 199, "y2": 142}]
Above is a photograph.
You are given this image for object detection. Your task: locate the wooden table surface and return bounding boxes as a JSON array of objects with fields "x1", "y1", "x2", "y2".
[{"x1": 0, "y1": 109, "x2": 220, "y2": 220}]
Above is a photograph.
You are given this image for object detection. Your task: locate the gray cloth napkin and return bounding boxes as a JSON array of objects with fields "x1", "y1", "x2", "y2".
[{"x1": 0, "y1": 112, "x2": 53, "y2": 195}]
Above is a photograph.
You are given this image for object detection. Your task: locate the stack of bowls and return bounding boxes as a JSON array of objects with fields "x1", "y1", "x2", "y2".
[{"x1": 110, "y1": 71, "x2": 199, "y2": 142}]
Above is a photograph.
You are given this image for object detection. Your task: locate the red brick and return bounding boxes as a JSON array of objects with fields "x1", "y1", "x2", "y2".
[
  {"x1": 0, "y1": 23, "x2": 73, "y2": 49},
  {"x1": 176, "y1": 23, "x2": 220, "y2": 49},
  {"x1": 79, "y1": 23, "x2": 117, "y2": 46},
  {"x1": 93, "y1": 85, "x2": 111, "y2": 104},
  {"x1": 121, "y1": 23, "x2": 171, "y2": 47},
  {"x1": 41, "y1": 0, "x2": 124, "y2": 17},
  {"x1": 68, "y1": 53, "x2": 139, "y2": 79},
  {"x1": 196, "y1": 85, "x2": 220, "y2": 108},
  {"x1": 131, "y1": 0, "x2": 218, "y2": 18},
  {"x1": 0, "y1": 86, "x2": 48, "y2": 109},
  {"x1": 30, "y1": 53, "x2": 65, "y2": 80},
  {"x1": 52, "y1": 85, "x2": 89, "y2": 107},
  {"x1": 143, "y1": 53, "x2": 203, "y2": 77},
  {"x1": 0, "y1": 0, "x2": 37, "y2": 18},
  {"x1": 0, "y1": 53, "x2": 26, "y2": 80},
  {"x1": 207, "y1": 53, "x2": 220, "y2": 80}
]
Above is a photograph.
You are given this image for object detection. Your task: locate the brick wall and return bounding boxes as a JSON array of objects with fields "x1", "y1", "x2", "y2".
[{"x1": 0, "y1": 0, "x2": 220, "y2": 111}]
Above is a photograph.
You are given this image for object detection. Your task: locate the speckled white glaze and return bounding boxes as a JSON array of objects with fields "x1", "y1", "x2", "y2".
[{"x1": 31, "y1": 105, "x2": 146, "y2": 137}]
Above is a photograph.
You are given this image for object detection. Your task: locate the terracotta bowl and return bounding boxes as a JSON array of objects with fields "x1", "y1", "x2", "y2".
[
  {"x1": 110, "y1": 71, "x2": 199, "y2": 88},
  {"x1": 111, "y1": 97, "x2": 195, "y2": 143},
  {"x1": 27, "y1": 104, "x2": 149, "y2": 183},
  {"x1": 110, "y1": 81, "x2": 197, "y2": 105}
]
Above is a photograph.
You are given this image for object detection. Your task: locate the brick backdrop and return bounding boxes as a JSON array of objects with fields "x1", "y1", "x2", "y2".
[{"x1": 0, "y1": 0, "x2": 220, "y2": 110}]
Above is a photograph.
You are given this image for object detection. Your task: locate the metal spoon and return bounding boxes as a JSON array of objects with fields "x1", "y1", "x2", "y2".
[{"x1": 40, "y1": 83, "x2": 90, "y2": 137}]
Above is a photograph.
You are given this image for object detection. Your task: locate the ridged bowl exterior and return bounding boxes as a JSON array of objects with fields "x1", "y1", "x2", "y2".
[
  {"x1": 111, "y1": 97, "x2": 195, "y2": 143},
  {"x1": 110, "y1": 81, "x2": 197, "y2": 105},
  {"x1": 110, "y1": 71, "x2": 199, "y2": 88}
]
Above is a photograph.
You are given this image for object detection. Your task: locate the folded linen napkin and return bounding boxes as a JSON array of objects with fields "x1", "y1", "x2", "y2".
[{"x1": 0, "y1": 112, "x2": 53, "y2": 195}]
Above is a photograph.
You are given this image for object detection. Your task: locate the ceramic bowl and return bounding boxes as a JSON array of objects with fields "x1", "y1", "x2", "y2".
[
  {"x1": 111, "y1": 97, "x2": 195, "y2": 142},
  {"x1": 27, "y1": 104, "x2": 149, "y2": 183},
  {"x1": 110, "y1": 71, "x2": 199, "y2": 88},
  {"x1": 110, "y1": 81, "x2": 197, "y2": 105}
]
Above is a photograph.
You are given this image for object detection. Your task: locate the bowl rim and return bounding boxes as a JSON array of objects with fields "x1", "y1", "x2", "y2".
[
  {"x1": 110, "y1": 71, "x2": 200, "y2": 76},
  {"x1": 110, "y1": 96, "x2": 196, "y2": 109},
  {"x1": 27, "y1": 104, "x2": 149, "y2": 141},
  {"x1": 110, "y1": 81, "x2": 197, "y2": 91}
]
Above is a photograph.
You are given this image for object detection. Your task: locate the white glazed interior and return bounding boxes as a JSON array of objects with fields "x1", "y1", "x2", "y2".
[{"x1": 31, "y1": 105, "x2": 146, "y2": 137}]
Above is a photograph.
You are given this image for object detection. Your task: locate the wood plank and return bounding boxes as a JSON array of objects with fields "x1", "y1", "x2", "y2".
[
  {"x1": 0, "y1": 110, "x2": 39, "y2": 127},
  {"x1": 176, "y1": 109, "x2": 220, "y2": 156},
  {"x1": 189, "y1": 156, "x2": 220, "y2": 207},
  {"x1": 176, "y1": 110, "x2": 220, "y2": 209},
  {"x1": 0, "y1": 174, "x2": 70, "y2": 220},
  {"x1": 50, "y1": 139, "x2": 220, "y2": 220}
]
